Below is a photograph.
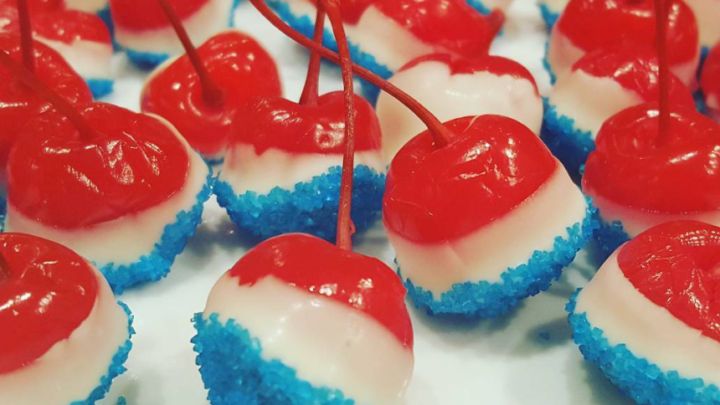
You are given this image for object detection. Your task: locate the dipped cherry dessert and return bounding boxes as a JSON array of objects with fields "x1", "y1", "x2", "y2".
[
  {"x1": 546, "y1": 0, "x2": 700, "y2": 86},
  {"x1": 568, "y1": 220, "x2": 720, "y2": 404},
  {"x1": 701, "y1": 42, "x2": 720, "y2": 121},
  {"x1": 0, "y1": 232, "x2": 133, "y2": 405},
  {"x1": 193, "y1": 5, "x2": 414, "y2": 403},
  {"x1": 110, "y1": 0, "x2": 239, "y2": 69},
  {"x1": 0, "y1": 0, "x2": 115, "y2": 97},
  {"x1": 542, "y1": 46, "x2": 694, "y2": 175},
  {"x1": 215, "y1": 4, "x2": 384, "y2": 242},
  {"x1": 376, "y1": 53, "x2": 543, "y2": 164},
  {"x1": 141, "y1": 0, "x2": 281, "y2": 162}
]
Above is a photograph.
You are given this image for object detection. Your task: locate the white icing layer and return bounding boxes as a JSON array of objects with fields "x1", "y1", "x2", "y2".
[
  {"x1": 115, "y1": 0, "x2": 233, "y2": 55},
  {"x1": 37, "y1": 38, "x2": 113, "y2": 80},
  {"x1": 376, "y1": 61, "x2": 542, "y2": 163},
  {"x1": 590, "y1": 193, "x2": 720, "y2": 238},
  {"x1": 5, "y1": 115, "x2": 209, "y2": 265},
  {"x1": 387, "y1": 165, "x2": 587, "y2": 294},
  {"x1": 539, "y1": 0, "x2": 569, "y2": 14},
  {"x1": 473, "y1": 0, "x2": 513, "y2": 11},
  {"x1": 0, "y1": 269, "x2": 129, "y2": 405},
  {"x1": 576, "y1": 252, "x2": 720, "y2": 387},
  {"x1": 65, "y1": 0, "x2": 108, "y2": 14},
  {"x1": 549, "y1": 70, "x2": 642, "y2": 136},
  {"x1": 684, "y1": 0, "x2": 720, "y2": 48},
  {"x1": 283, "y1": 0, "x2": 434, "y2": 70},
  {"x1": 219, "y1": 144, "x2": 385, "y2": 195},
  {"x1": 204, "y1": 275, "x2": 414, "y2": 405}
]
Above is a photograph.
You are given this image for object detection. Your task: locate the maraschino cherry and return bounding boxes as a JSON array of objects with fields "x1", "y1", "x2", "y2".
[
  {"x1": 253, "y1": 0, "x2": 595, "y2": 318},
  {"x1": 1, "y1": 50, "x2": 212, "y2": 293},
  {"x1": 141, "y1": 0, "x2": 281, "y2": 162},
  {"x1": 193, "y1": 3, "x2": 413, "y2": 403},
  {"x1": 582, "y1": 0, "x2": 720, "y2": 258},
  {"x1": 701, "y1": 42, "x2": 720, "y2": 122},
  {"x1": 0, "y1": 232, "x2": 133, "y2": 405}
]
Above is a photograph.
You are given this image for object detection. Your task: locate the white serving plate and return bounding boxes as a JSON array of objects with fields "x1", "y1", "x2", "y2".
[{"x1": 98, "y1": 1, "x2": 632, "y2": 404}]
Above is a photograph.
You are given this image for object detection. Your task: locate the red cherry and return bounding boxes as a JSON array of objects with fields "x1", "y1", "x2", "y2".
[
  {"x1": 141, "y1": 31, "x2": 281, "y2": 157},
  {"x1": 557, "y1": 0, "x2": 699, "y2": 79},
  {"x1": 618, "y1": 220, "x2": 720, "y2": 342},
  {"x1": 573, "y1": 46, "x2": 694, "y2": 105},
  {"x1": 110, "y1": 0, "x2": 208, "y2": 31},
  {"x1": 7, "y1": 102, "x2": 189, "y2": 229},
  {"x1": 0, "y1": 34, "x2": 91, "y2": 181},
  {"x1": 0, "y1": 233, "x2": 98, "y2": 374},
  {"x1": 228, "y1": 92, "x2": 381, "y2": 155},
  {"x1": 229, "y1": 233, "x2": 413, "y2": 348},
  {"x1": 383, "y1": 115, "x2": 557, "y2": 244},
  {"x1": 701, "y1": 42, "x2": 720, "y2": 119},
  {"x1": 310, "y1": 0, "x2": 501, "y2": 58},
  {"x1": 583, "y1": 103, "x2": 720, "y2": 214}
]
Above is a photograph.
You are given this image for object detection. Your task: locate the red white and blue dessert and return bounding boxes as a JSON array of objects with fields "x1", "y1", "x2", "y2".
[
  {"x1": 4, "y1": 102, "x2": 212, "y2": 294},
  {"x1": 546, "y1": 0, "x2": 700, "y2": 87},
  {"x1": 701, "y1": 42, "x2": 720, "y2": 121},
  {"x1": 192, "y1": 233, "x2": 415, "y2": 405},
  {"x1": 110, "y1": 0, "x2": 239, "y2": 69},
  {"x1": 384, "y1": 115, "x2": 598, "y2": 318},
  {"x1": 142, "y1": 29, "x2": 282, "y2": 163},
  {"x1": 376, "y1": 53, "x2": 542, "y2": 164},
  {"x1": 567, "y1": 220, "x2": 720, "y2": 404},
  {"x1": 582, "y1": 103, "x2": 720, "y2": 259},
  {"x1": 0, "y1": 232, "x2": 133, "y2": 405},
  {"x1": 542, "y1": 47, "x2": 694, "y2": 175},
  {"x1": 0, "y1": 0, "x2": 115, "y2": 98}
]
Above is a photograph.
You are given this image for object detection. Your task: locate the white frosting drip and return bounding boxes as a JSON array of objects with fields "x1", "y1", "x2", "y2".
[
  {"x1": 5, "y1": 115, "x2": 209, "y2": 265},
  {"x1": 115, "y1": 0, "x2": 233, "y2": 54},
  {"x1": 36, "y1": 38, "x2": 112, "y2": 79},
  {"x1": 387, "y1": 165, "x2": 587, "y2": 294},
  {"x1": 376, "y1": 61, "x2": 542, "y2": 163},
  {"x1": 549, "y1": 70, "x2": 642, "y2": 136},
  {"x1": 204, "y1": 275, "x2": 414, "y2": 405},
  {"x1": 576, "y1": 252, "x2": 720, "y2": 387},
  {"x1": 684, "y1": 0, "x2": 720, "y2": 48},
  {"x1": 219, "y1": 144, "x2": 385, "y2": 195},
  {"x1": 0, "y1": 270, "x2": 129, "y2": 405},
  {"x1": 539, "y1": 0, "x2": 569, "y2": 14},
  {"x1": 591, "y1": 193, "x2": 720, "y2": 238},
  {"x1": 65, "y1": 0, "x2": 108, "y2": 14}
]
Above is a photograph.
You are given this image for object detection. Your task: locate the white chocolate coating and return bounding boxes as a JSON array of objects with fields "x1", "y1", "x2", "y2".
[
  {"x1": 576, "y1": 252, "x2": 720, "y2": 387},
  {"x1": 387, "y1": 165, "x2": 587, "y2": 294},
  {"x1": 36, "y1": 37, "x2": 113, "y2": 80},
  {"x1": 65, "y1": 0, "x2": 109, "y2": 14},
  {"x1": 376, "y1": 60, "x2": 542, "y2": 163},
  {"x1": 0, "y1": 270, "x2": 129, "y2": 405},
  {"x1": 204, "y1": 275, "x2": 414, "y2": 405}
]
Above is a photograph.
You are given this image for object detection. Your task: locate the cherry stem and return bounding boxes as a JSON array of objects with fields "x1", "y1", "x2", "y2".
[
  {"x1": 299, "y1": 6, "x2": 326, "y2": 105},
  {"x1": 17, "y1": 0, "x2": 34, "y2": 72},
  {"x1": 158, "y1": 0, "x2": 224, "y2": 108},
  {"x1": 0, "y1": 50, "x2": 96, "y2": 139},
  {"x1": 248, "y1": 0, "x2": 452, "y2": 148},
  {"x1": 655, "y1": 0, "x2": 670, "y2": 141}
]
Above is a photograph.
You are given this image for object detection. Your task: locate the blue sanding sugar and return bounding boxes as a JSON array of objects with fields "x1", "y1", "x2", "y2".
[
  {"x1": 99, "y1": 172, "x2": 214, "y2": 294},
  {"x1": 87, "y1": 78, "x2": 114, "y2": 99},
  {"x1": 192, "y1": 313, "x2": 354, "y2": 405},
  {"x1": 592, "y1": 216, "x2": 630, "y2": 264},
  {"x1": 567, "y1": 291, "x2": 720, "y2": 405},
  {"x1": 214, "y1": 165, "x2": 385, "y2": 242},
  {"x1": 466, "y1": 0, "x2": 492, "y2": 15},
  {"x1": 401, "y1": 199, "x2": 599, "y2": 319},
  {"x1": 541, "y1": 97, "x2": 596, "y2": 176},
  {"x1": 538, "y1": 4, "x2": 559, "y2": 31},
  {"x1": 70, "y1": 302, "x2": 134, "y2": 405},
  {"x1": 543, "y1": 41, "x2": 557, "y2": 85}
]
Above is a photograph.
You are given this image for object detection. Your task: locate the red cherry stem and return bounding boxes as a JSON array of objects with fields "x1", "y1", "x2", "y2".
[
  {"x1": 322, "y1": 0, "x2": 356, "y2": 250},
  {"x1": 299, "y1": 6, "x2": 326, "y2": 105},
  {"x1": 248, "y1": 0, "x2": 452, "y2": 147},
  {"x1": 0, "y1": 50, "x2": 96, "y2": 139},
  {"x1": 17, "y1": 0, "x2": 34, "y2": 72},
  {"x1": 157, "y1": 0, "x2": 224, "y2": 108},
  {"x1": 655, "y1": 0, "x2": 670, "y2": 141}
]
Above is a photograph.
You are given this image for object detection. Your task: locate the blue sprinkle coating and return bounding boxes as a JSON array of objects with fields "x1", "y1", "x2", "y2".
[
  {"x1": 538, "y1": 3, "x2": 559, "y2": 31},
  {"x1": 466, "y1": 0, "x2": 492, "y2": 15},
  {"x1": 695, "y1": 89, "x2": 709, "y2": 115},
  {"x1": 567, "y1": 291, "x2": 720, "y2": 405},
  {"x1": 543, "y1": 40, "x2": 557, "y2": 84},
  {"x1": 126, "y1": 49, "x2": 170, "y2": 70},
  {"x1": 192, "y1": 313, "x2": 354, "y2": 405},
  {"x1": 401, "y1": 199, "x2": 599, "y2": 318},
  {"x1": 215, "y1": 165, "x2": 385, "y2": 242},
  {"x1": 97, "y1": 6, "x2": 120, "y2": 51},
  {"x1": 592, "y1": 216, "x2": 630, "y2": 264},
  {"x1": 70, "y1": 302, "x2": 135, "y2": 405},
  {"x1": 99, "y1": 172, "x2": 213, "y2": 294},
  {"x1": 0, "y1": 197, "x2": 6, "y2": 232},
  {"x1": 540, "y1": 97, "x2": 595, "y2": 176},
  {"x1": 87, "y1": 78, "x2": 114, "y2": 99}
]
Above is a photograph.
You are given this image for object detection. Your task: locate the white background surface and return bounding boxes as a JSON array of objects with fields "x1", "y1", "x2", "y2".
[{"x1": 98, "y1": 1, "x2": 633, "y2": 404}]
